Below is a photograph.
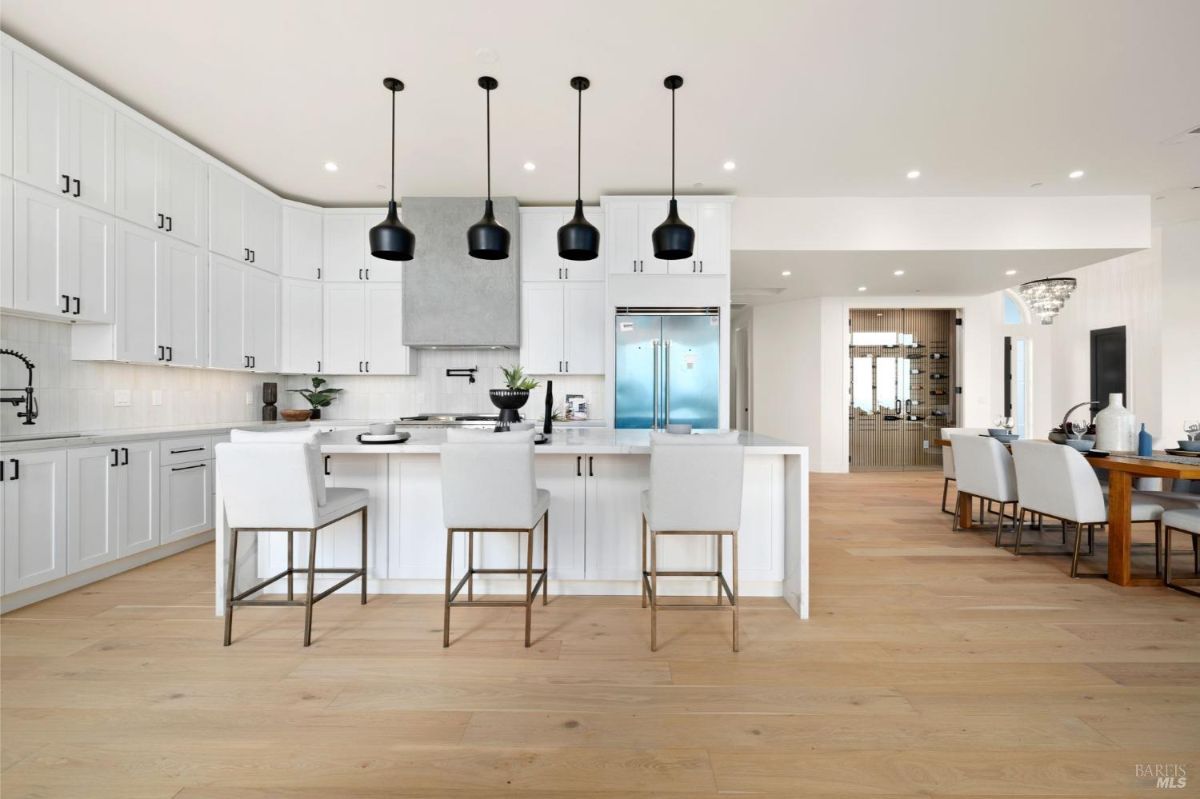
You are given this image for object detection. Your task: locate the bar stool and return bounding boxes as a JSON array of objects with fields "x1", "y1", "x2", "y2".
[
  {"x1": 1164, "y1": 509, "x2": 1200, "y2": 597},
  {"x1": 1011, "y1": 440, "x2": 1164, "y2": 577},
  {"x1": 948, "y1": 433, "x2": 1019, "y2": 545},
  {"x1": 440, "y1": 428, "x2": 549, "y2": 648},
  {"x1": 216, "y1": 430, "x2": 368, "y2": 646},
  {"x1": 641, "y1": 431, "x2": 744, "y2": 652}
]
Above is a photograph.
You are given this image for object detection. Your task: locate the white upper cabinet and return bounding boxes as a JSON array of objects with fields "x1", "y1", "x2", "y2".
[
  {"x1": 521, "y1": 282, "x2": 566, "y2": 374},
  {"x1": 207, "y1": 254, "x2": 246, "y2": 370},
  {"x1": 243, "y1": 266, "x2": 280, "y2": 372},
  {"x1": 365, "y1": 283, "x2": 410, "y2": 375},
  {"x1": 9, "y1": 180, "x2": 115, "y2": 323},
  {"x1": 282, "y1": 205, "x2": 323, "y2": 280},
  {"x1": 207, "y1": 167, "x2": 279, "y2": 273},
  {"x1": 520, "y1": 281, "x2": 605, "y2": 375},
  {"x1": 117, "y1": 116, "x2": 206, "y2": 246},
  {"x1": 113, "y1": 222, "x2": 159, "y2": 364},
  {"x1": 321, "y1": 282, "x2": 411, "y2": 375},
  {"x1": 323, "y1": 210, "x2": 401, "y2": 282},
  {"x1": 281, "y1": 278, "x2": 323, "y2": 374},
  {"x1": 604, "y1": 197, "x2": 730, "y2": 276},
  {"x1": 563, "y1": 282, "x2": 606, "y2": 374},
  {"x1": 158, "y1": 239, "x2": 207, "y2": 367},
  {"x1": 519, "y1": 207, "x2": 605, "y2": 282},
  {"x1": 9, "y1": 50, "x2": 114, "y2": 212}
]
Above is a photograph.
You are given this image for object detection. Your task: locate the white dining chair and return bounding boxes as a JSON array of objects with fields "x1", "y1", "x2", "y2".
[
  {"x1": 1163, "y1": 508, "x2": 1200, "y2": 597},
  {"x1": 216, "y1": 429, "x2": 367, "y2": 646},
  {"x1": 939, "y1": 427, "x2": 989, "y2": 514},
  {"x1": 947, "y1": 433, "x2": 1019, "y2": 545},
  {"x1": 641, "y1": 431, "x2": 745, "y2": 652},
  {"x1": 440, "y1": 428, "x2": 550, "y2": 648},
  {"x1": 1011, "y1": 440, "x2": 1165, "y2": 578}
]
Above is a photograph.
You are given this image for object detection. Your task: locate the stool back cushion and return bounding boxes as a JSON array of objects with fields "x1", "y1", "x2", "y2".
[
  {"x1": 441, "y1": 434, "x2": 538, "y2": 529},
  {"x1": 215, "y1": 442, "x2": 320, "y2": 529},
  {"x1": 948, "y1": 434, "x2": 1017, "y2": 503},
  {"x1": 1011, "y1": 439, "x2": 1105, "y2": 523},
  {"x1": 229, "y1": 428, "x2": 325, "y2": 505},
  {"x1": 648, "y1": 431, "x2": 744, "y2": 531}
]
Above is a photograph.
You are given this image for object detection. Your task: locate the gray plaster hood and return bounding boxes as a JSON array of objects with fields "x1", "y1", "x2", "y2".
[{"x1": 401, "y1": 196, "x2": 520, "y2": 348}]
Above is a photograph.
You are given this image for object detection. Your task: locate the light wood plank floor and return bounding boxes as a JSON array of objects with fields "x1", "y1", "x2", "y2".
[{"x1": 3, "y1": 472, "x2": 1198, "y2": 798}]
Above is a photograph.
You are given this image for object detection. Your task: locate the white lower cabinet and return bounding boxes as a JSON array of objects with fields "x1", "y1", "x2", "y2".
[
  {"x1": 160, "y1": 459, "x2": 212, "y2": 544},
  {"x1": 1, "y1": 450, "x2": 68, "y2": 593},
  {"x1": 387, "y1": 455, "x2": 461, "y2": 579},
  {"x1": 119, "y1": 442, "x2": 160, "y2": 557},
  {"x1": 67, "y1": 442, "x2": 159, "y2": 573},
  {"x1": 535, "y1": 455, "x2": 587, "y2": 580},
  {"x1": 583, "y1": 454, "x2": 650, "y2": 580}
]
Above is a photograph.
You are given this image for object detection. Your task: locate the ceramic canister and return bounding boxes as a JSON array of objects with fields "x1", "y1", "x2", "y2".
[{"x1": 1094, "y1": 393, "x2": 1136, "y2": 452}]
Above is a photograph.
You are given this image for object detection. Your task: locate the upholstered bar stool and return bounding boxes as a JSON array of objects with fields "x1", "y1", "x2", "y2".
[
  {"x1": 440, "y1": 429, "x2": 549, "y2": 648},
  {"x1": 641, "y1": 431, "x2": 744, "y2": 652},
  {"x1": 216, "y1": 430, "x2": 368, "y2": 646},
  {"x1": 948, "y1": 434, "x2": 1019, "y2": 545},
  {"x1": 1163, "y1": 509, "x2": 1200, "y2": 597},
  {"x1": 1011, "y1": 440, "x2": 1164, "y2": 577}
]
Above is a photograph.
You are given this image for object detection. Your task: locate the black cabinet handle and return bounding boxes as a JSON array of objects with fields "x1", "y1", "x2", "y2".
[
  {"x1": 171, "y1": 463, "x2": 205, "y2": 472},
  {"x1": 588, "y1": 456, "x2": 594, "y2": 477},
  {"x1": 358, "y1": 268, "x2": 363, "y2": 280},
  {"x1": 576, "y1": 456, "x2": 581, "y2": 477},
  {"x1": 564, "y1": 267, "x2": 568, "y2": 280},
  {"x1": 244, "y1": 248, "x2": 250, "y2": 261},
  {"x1": 365, "y1": 361, "x2": 369, "y2": 372},
  {"x1": 324, "y1": 455, "x2": 331, "y2": 476},
  {"x1": 72, "y1": 296, "x2": 80, "y2": 315},
  {"x1": 121, "y1": 447, "x2": 129, "y2": 466},
  {"x1": 9, "y1": 459, "x2": 17, "y2": 480},
  {"x1": 317, "y1": 360, "x2": 321, "y2": 372},
  {"x1": 157, "y1": 213, "x2": 164, "y2": 229},
  {"x1": 243, "y1": 355, "x2": 249, "y2": 368},
  {"x1": 250, "y1": 355, "x2": 256, "y2": 368},
  {"x1": 72, "y1": 178, "x2": 80, "y2": 198},
  {"x1": 558, "y1": 268, "x2": 562, "y2": 280},
  {"x1": 249, "y1": 249, "x2": 255, "y2": 263},
  {"x1": 158, "y1": 345, "x2": 165, "y2": 361},
  {"x1": 316, "y1": 267, "x2": 321, "y2": 280},
  {"x1": 110, "y1": 448, "x2": 119, "y2": 467},
  {"x1": 699, "y1": 261, "x2": 704, "y2": 273},
  {"x1": 365, "y1": 268, "x2": 369, "y2": 280},
  {"x1": 564, "y1": 361, "x2": 569, "y2": 373},
  {"x1": 61, "y1": 294, "x2": 70, "y2": 313},
  {"x1": 165, "y1": 216, "x2": 173, "y2": 232},
  {"x1": 1, "y1": 461, "x2": 4, "y2": 480},
  {"x1": 61, "y1": 174, "x2": 70, "y2": 193},
  {"x1": 358, "y1": 361, "x2": 363, "y2": 372},
  {"x1": 169, "y1": 447, "x2": 204, "y2": 455},
  {"x1": 166, "y1": 345, "x2": 173, "y2": 362}
]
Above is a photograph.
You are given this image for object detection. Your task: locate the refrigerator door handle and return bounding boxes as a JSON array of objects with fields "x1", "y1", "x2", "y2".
[
  {"x1": 652, "y1": 338, "x2": 660, "y2": 430},
  {"x1": 664, "y1": 339, "x2": 671, "y2": 427}
]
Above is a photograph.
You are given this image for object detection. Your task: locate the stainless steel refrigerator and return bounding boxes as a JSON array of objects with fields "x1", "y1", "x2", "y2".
[{"x1": 615, "y1": 308, "x2": 720, "y2": 429}]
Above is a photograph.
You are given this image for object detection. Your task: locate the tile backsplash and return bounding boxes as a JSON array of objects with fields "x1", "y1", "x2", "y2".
[{"x1": 1, "y1": 315, "x2": 605, "y2": 437}]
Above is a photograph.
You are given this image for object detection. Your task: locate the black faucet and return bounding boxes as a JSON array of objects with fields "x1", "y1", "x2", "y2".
[
  {"x1": 0, "y1": 349, "x2": 38, "y2": 425},
  {"x1": 446, "y1": 366, "x2": 478, "y2": 384}
]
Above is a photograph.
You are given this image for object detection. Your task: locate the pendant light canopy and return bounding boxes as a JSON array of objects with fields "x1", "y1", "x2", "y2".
[
  {"x1": 467, "y1": 76, "x2": 510, "y2": 260},
  {"x1": 652, "y1": 74, "x2": 694, "y2": 261},
  {"x1": 557, "y1": 76, "x2": 600, "y2": 261},
  {"x1": 369, "y1": 77, "x2": 416, "y2": 262}
]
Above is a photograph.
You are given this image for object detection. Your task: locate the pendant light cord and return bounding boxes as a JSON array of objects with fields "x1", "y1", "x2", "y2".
[
  {"x1": 389, "y1": 88, "x2": 396, "y2": 201},
  {"x1": 485, "y1": 87, "x2": 492, "y2": 201},
  {"x1": 670, "y1": 86, "x2": 676, "y2": 199},
  {"x1": 576, "y1": 86, "x2": 583, "y2": 201}
]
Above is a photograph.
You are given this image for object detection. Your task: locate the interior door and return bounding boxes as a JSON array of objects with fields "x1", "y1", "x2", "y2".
[
  {"x1": 614, "y1": 314, "x2": 661, "y2": 428},
  {"x1": 662, "y1": 313, "x2": 720, "y2": 429}
]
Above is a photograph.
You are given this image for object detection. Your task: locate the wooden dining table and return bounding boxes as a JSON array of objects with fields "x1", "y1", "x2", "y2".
[{"x1": 936, "y1": 438, "x2": 1200, "y2": 587}]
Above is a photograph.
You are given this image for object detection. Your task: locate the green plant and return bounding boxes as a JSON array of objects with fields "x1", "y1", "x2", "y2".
[
  {"x1": 500, "y1": 364, "x2": 539, "y2": 391},
  {"x1": 288, "y1": 375, "x2": 343, "y2": 409}
]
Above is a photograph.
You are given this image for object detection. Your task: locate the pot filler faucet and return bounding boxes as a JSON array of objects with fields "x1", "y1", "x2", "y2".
[{"x1": 0, "y1": 349, "x2": 38, "y2": 425}]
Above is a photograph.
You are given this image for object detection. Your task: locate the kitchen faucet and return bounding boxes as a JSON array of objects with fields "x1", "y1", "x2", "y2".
[{"x1": 0, "y1": 349, "x2": 38, "y2": 425}]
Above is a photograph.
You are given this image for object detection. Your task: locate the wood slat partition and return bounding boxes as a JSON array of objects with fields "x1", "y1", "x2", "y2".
[{"x1": 848, "y1": 308, "x2": 957, "y2": 471}]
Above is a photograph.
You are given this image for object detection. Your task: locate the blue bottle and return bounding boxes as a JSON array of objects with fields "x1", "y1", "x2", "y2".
[{"x1": 1137, "y1": 423, "x2": 1152, "y2": 456}]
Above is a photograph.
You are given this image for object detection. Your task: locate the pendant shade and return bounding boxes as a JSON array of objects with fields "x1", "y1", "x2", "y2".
[
  {"x1": 370, "y1": 77, "x2": 415, "y2": 261},
  {"x1": 469, "y1": 76, "x2": 510, "y2": 260},
  {"x1": 653, "y1": 75, "x2": 693, "y2": 260},
  {"x1": 557, "y1": 76, "x2": 600, "y2": 261}
]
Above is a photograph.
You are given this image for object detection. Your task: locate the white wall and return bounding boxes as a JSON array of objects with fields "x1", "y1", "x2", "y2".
[{"x1": 1160, "y1": 221, "x2": 1200, "y2": 444}]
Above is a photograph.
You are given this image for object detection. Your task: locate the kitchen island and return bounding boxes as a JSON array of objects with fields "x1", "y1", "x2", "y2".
[{"x1": 214, "y1": 427, "x2": 810, "y2": 619}]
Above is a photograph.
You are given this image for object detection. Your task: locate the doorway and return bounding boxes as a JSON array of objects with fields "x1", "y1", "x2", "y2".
[{"x1": 1090, "y1": 326, "x2": 1127, "y2": 406}]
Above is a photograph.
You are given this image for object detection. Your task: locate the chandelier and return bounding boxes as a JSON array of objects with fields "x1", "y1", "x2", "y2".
[{"x1": 1018, "y1": 277, "x2": 1077, "y2": 324}]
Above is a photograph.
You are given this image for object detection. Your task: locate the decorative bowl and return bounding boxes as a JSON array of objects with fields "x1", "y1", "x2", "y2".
[
  {"x1": 281, "y1": 409, "x2": 312, "y2": 422},
  {"x1": 489, "y1": 388, "x2": 530, "y2": 410},
  {"x1": 1177, "y1": 440, "x2": 1200, "y2": 452},
  {"x1": 987, "y1": 428, "x2": 1008, "y2": 437},
  {"x1": 1063, "y1": 438, "x2": 1095, "y2": 452}
]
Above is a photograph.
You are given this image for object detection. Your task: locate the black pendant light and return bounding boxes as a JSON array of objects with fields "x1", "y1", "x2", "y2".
[
  {"x1": 467, "y1": 76, "x2": 510, "y2": 260},
  {"x1": 651, "y1": 74, "x2": 694, "y2": 260},
  {"x1": 557, "y1": 76, "x2": 600, "y2": 261},
  {"x1": 369, "y1": 77, "x2": 416, "y2": 261}
]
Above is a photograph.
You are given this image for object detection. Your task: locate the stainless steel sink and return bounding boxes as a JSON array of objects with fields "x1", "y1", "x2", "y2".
[{"x1": 2, "y1": 433, "x2": 84, "y2": 443}]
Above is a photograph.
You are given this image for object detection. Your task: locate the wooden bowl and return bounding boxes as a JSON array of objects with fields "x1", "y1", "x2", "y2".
[{"x1": 281, "y1": 409, "x2": 312, "y2": 422}]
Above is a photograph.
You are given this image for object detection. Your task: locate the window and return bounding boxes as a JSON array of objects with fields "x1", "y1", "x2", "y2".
[{"x1": 1003, "y1": 292, "x2": 1027, "y2": 325}]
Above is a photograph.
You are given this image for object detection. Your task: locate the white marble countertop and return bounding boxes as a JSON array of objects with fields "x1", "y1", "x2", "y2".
[
  {"x1": 0, "y1": 420, "x2": 311, "y2": 453},
  {"x1": 319, "y1": 427, "x2": 807, "y2": 455}
]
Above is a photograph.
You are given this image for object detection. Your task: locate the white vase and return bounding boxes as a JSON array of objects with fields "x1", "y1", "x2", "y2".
[{"x1": 1094, "y1": 393, "x2": 1136, "y2": 452}]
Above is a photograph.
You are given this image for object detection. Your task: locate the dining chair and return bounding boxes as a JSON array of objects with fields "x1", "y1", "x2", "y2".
[
  {"x1": 947, "y1": 433, "x2": 1019, "y2": 545},
  {"x1": 440, "y1": 428, "x2": 549, "y2": 648},
  {"x1": 938, "y1": 427, "x2": 989, "y2": 515},
  {"x1": 1163, "y1": 508, "x2": 1200, "y2": 597},
  {"x1": 1011, "y1": 440, "x2": 1165, "y2": 577}
]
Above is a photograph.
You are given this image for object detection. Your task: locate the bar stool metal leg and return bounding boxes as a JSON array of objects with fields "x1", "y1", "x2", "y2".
[
  {"x1": 731, "y1": 529, "x2": 740, "y2": 652},
  {"x1": 525, "y1": 523, "x2": 535, "y2": 647},
  {"x1": 716, "y1": 532, "x2": 723, "y2": 605},
  {"x1": 287, "y1": 531, "x2": 294, "y2": 601},
  {"x1": 223, "y1": 529, "x2": 239, "y2": 646},
  {"x1": 443, "y1": 528, "x2": 453, "y2": 648},
  {"x1": 650, "y1": 530, "x2": 659, "y2": 652},
  {"x1": 641, "y1": 516, "x2": 648, "y2": 608},
  {"x1": 361, "y1": 508, "x2": 368, "y2": 604},
  {"x1": 543, "y1": 510, "x2": 550, "y2": 606},
  {"x1": 303, "y1": 527, "x2": 318, "y2": 647},
  {"x1": 467, "y1": 531, "x2": 474, "y2": 602}
]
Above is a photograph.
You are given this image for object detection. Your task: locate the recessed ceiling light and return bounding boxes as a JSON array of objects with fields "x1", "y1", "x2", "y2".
[
  {"x1": 1068, "y1": 170, "x2": 1085, "y2": 179},
  {"x1": 857, "y1": 286, "x2": 867, "y2": 292},
  {"x1": 523, "y1": 161, "x2": 536, "y2": 171},
  {"x1": 781, "y1": 270, "x2": 791, "y2": 277},
  {"x1": 693, "y1": 182, "x2": 705, "y2": 188},
  {"x1": 723, "y1": 160, "x2": 736, "y2": 171},
  {"x1": 1029, "y1": 182, "x2": 1043, "y2": 189},
  {"x1": 906, "y1": 170, "x2": 920, "y2": 179},
  {"x1": 1005, "y1": 269, "x2": 1017, "y2": 276},
  {"x1": 323, "y1": 161, "x2": 338, "y2": 172},
  {"x1": 893, "y1": 270, "x2": 905, "y2": 276}
]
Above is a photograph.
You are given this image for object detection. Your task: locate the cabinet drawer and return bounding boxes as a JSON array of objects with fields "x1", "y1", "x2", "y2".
[{"x1": 159, "y1": 436, "x2": 212, "y2": 465}]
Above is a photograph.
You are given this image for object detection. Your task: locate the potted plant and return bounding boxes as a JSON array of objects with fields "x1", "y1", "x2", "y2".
[
  {"x1": 287, "y1": 376, "x2": 342, "y2": 420},
  {"x1": 490, "y1": 365, "x2": 539, "y2": 427}
]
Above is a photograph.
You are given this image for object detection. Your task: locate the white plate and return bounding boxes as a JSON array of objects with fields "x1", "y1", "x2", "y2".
[{"x1": 358, "y1": 433, "x2": 407, "y2": 443}]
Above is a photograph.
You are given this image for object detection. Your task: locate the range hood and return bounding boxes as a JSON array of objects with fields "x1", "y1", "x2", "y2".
[{"x1": 401, "y1": 196, "x2": 520, "y2": 348}]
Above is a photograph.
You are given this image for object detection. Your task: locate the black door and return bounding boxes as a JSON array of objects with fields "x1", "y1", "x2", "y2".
[{"x1": 1090, "y1": 326, "x2": 1126, "y2": 405}]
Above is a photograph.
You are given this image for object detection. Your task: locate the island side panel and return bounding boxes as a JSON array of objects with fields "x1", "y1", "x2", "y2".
[{"x1": 782, "y1": 450, "x2": 810, "y2": 618}]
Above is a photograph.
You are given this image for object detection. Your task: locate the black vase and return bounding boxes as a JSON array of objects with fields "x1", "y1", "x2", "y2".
[{"x1": 310, "y1": 408, "x2": 322, "y2": 420}]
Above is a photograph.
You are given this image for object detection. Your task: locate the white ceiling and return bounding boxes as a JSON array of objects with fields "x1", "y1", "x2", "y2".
[
  {"x1": 2, "y1": 0, "x2": 1198, "y2": 208},
  {"x1": 730, "y1": 248, "x2": 1137, "y2": 305}
]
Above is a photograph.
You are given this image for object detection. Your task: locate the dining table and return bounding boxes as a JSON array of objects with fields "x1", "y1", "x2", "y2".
[{"x1": 936, "y1": 438, "x2": 1200, "y2": 587}]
